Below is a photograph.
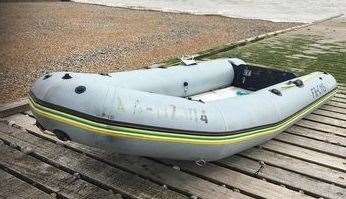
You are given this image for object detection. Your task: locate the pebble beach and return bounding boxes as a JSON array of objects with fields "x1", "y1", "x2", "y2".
[{"x1": 0, "y1": 2, "x2": 301, "y2": 104}]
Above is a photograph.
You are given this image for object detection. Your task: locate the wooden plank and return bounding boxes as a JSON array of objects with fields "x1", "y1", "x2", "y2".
[
  {"x1": 0, "y1": 123, "x2": 187, "y2": 199},
  {"x1": 297, "y1": 119, "x2": 346, "y2": 137},
  {"x1": 0, "y1": 169, "x2": 54, "y2": 199},
  {"x1": 262, "y1": 140, "x2": 346, "y2": 172},
  {"x1": 327, "y1": 101, "x2": 346, "y2": 109},
  {"x1": 1, "y1": 121, "x2": 251, "y2": 199},
  {"x1": 286, "y1": 125, "x2": 346, "y2": 147},
  {"x1": 160, "y1": 160, "x2": 313, "y2": 199},
  {"x1": 305, "y1": 114, "x2": 346, "y2": 128},
  {"x1": 313, "y1": 109, "x2": 346, "y2": 121},
  {"x1": 0, "y1": 98, "x2": 29, "y2": 118},
  {"x1": 218, "y1": 155, "x2": 346, "y2": 199},
  {"x1": 81, "y1": 151, "x2": 252, "y2": 199},
  {"x1": 0, "y1": 142, "x2": 116, "y2": 199},
  {"x1": 337, "y1": 90, "x2": 346, "y2": 95},
  {"x1": 79, "y1": 152, "x2": 252, "y2": 199},
  {"x1": 332, "y1": 97, "x2": 346, "y2": 103},
  {"x1": 240, "y1": 148, "x2": 346, "y2": 187},
  {"x1": 338, "y1": 85, "x2": 346, "y2": 91},
  {"x1": 5, "y1": 113, "x2": 39, "y2": 131},
  {"x1": 276, "y1": 132, "x2": 346, "y2": 158},
  {"x1": 320, "y1": 104, "x2": 346, "y2": 115},
  {"x1": 335, "y1": 93, "x2": 346, "y2": 99},
  {"x1": 4, "y1": 113, "x2": 56, "y2": 138}
]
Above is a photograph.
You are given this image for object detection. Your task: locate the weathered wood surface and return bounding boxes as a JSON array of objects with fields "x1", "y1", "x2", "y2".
[
  {"x1": 218, "y1": 155, "x2": 345, "y2": 199},
  {"x1": 275, "y1": 132, "x2": 346, "y2": 158},
  {"x1": 305, "y1": 114, "x2": 346, "y2": 128},
  {"x1": 0, "y1": 123, "x2": 187, "y2": 199},
  {"x1": 239, "y1": 148, "x2": 346, "y2": 188},
  {"x1": 313, "y1": 110, "x2": 346, "y2": 121},
  {"x1": 0, "y1": 142, "x2": 115, "y2": 199},
  {"x1": 333, "y1": 97, "x2": 346, "y2": 104},
  {"x1": 0, "y1": 122, "x2": 249, "y2": 199},
  {"x1": 286, "y1": 125, "x2": 346, "y2": 147},
  {"x1": 161, "y1": 159, "x2": 313, "y2": 199},
  {"x1": 261, "y1": 140, "x2": 345, "y2": 172},
  {"x1": 328, "y1": 100, "x2": 346, "y2": 109},
  {"x1": 335, "y1": 93, "x2": 346, "y2": 99},
  {"x1": 0, "y1": 98, "x2": 29, "y2": 118},
  {"x1": 0, "y1": 169, "x2": 54, "y2": 199},
  {"x1": 0, "y1": 95, "x2": 345, "y2": 199},
  {"x1": 296, "y1": 120, "x2": 345, "y2": 137},
  {"x1": 320, "y1": 104, "x2": 346, "y2": 115}
]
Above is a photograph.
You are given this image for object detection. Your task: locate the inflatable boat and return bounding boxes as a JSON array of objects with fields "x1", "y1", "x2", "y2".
[{"x1": 29, "y1": 58, "x2": 337, "y2": 161}]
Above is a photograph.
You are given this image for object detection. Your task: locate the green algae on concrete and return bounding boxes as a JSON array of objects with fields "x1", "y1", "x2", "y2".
[
  {"x1": 206, "y1": 16, "x2": 346, "y2": 84},
  {"x1": 162, "y1": 17, "x2": 346, "y2": 83},
  {"x1": 207, "y1": 34, "x2": 346, "y2": 83}
]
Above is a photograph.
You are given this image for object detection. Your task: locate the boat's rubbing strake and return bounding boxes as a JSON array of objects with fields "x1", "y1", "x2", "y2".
[{"x1": 29, "y1": 88, "x2": 337, "y2": 145}]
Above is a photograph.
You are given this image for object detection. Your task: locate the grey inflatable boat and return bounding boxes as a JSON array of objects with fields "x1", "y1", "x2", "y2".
[{"x1": 29, "y1": 58, "x2": 337, "y2": 161}]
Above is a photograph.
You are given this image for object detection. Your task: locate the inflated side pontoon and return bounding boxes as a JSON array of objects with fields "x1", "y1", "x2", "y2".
[{"x1": 29, "y1": 58, "x2": 337, "y2": 161}]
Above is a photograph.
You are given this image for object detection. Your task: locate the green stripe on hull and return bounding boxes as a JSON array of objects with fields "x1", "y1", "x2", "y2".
[{"x1": 29, "y1": 89, "x2": 336, "y2": 145}]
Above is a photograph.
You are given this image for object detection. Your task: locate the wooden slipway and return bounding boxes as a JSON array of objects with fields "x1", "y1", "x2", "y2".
[{"x1": 0, "y1": 85, "x2": 345, "y2": 199}]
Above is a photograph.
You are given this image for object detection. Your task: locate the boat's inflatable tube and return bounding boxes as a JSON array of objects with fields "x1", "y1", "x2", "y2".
[{"x1": 29, "y1": 58, "x2": 337, "y2": 161}]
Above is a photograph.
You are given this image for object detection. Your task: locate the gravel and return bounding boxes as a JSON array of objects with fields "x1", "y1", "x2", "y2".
[{"x1": 0, "y1": 2, "x2": 301, "y2": 104}]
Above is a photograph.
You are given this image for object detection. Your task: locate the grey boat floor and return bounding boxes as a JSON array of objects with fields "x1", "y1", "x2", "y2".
[{"x1": 0, "y1": 85, "x2": 345, "y2": 199}]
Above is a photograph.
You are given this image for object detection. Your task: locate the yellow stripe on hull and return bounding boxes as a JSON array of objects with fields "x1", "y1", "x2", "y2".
[{"x1": 29, "y1": 89, "x2": 336, "y2": 145}]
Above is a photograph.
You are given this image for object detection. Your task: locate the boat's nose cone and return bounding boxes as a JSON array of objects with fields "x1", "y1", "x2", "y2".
[
  {"x1": 31, "y1": 72, "x2": 80, "y2": 100},
  {"x1": 30, "y1": 71, "x2": 110, "y2": 117}
]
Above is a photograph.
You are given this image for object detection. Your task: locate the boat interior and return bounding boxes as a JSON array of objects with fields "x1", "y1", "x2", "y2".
[{"x1": 190, "y1": 64, "x2": 297, "y2": 102}]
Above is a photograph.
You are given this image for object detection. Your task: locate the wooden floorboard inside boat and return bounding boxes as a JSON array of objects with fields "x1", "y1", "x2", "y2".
[{"x1": 0, "y1": 92, "x2": 345, "y2": 199}]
